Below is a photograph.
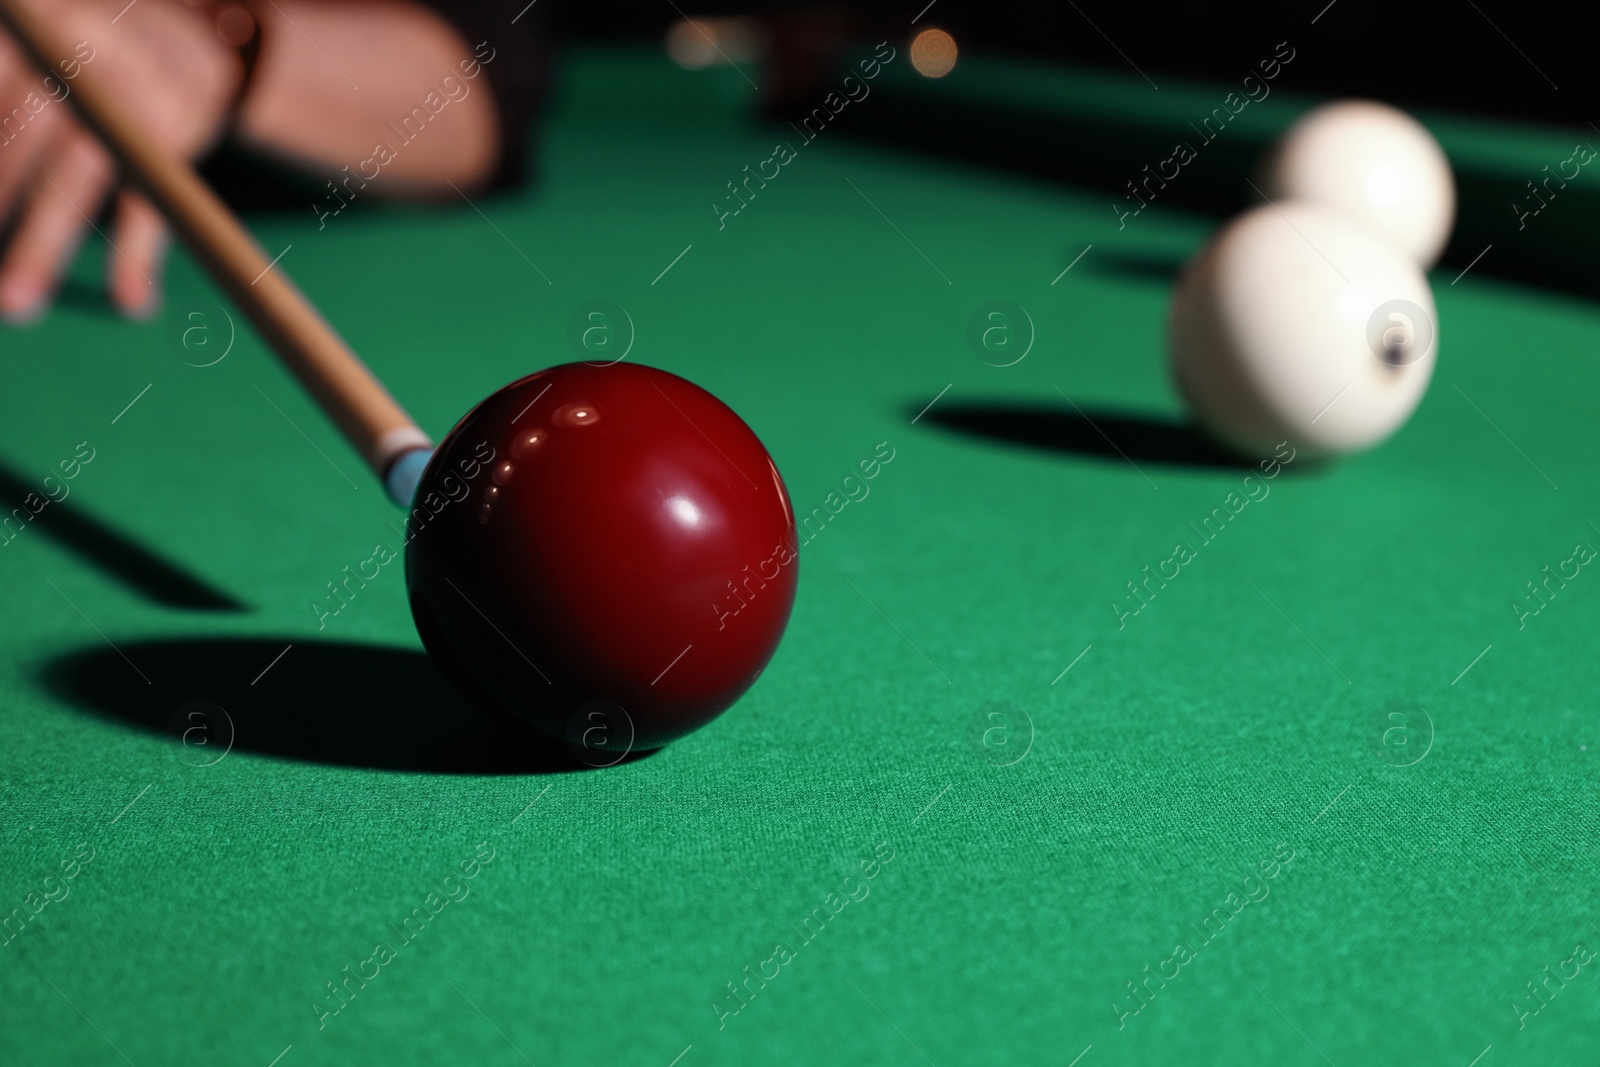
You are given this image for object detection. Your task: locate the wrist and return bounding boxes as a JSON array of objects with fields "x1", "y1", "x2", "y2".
[
  {"x1": 184, "y1": 0, "x2": 262, "y2": 129},
  {"x1": 212, "y1": 0, "x2": 262, "y2": 121}
]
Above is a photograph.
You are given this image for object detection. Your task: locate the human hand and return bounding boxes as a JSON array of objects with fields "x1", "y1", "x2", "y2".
[{"x1": 0, "y1": 0, "x2": 241, "y2": 321}]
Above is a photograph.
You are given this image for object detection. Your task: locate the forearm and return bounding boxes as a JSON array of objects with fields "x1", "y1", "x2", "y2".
[{"x1": 232, "y1": 0, "x2": 500, "y2": 195}]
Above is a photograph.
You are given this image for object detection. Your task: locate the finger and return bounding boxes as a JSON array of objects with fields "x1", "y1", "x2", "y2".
[
  {"x1": 0, "y1": 75, "x2": 69, "y2": 222},
  {"x1": 107, "y1": 190, "x2": 164, "y2": 318},
  {"x1": 0, "y1": 130, "x2": 113, "y2": 322}
]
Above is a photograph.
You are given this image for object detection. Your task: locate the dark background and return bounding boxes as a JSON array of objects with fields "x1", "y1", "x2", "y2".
[{"x1": 549, "y1": 1, "x2": 1590, "y2": 131}]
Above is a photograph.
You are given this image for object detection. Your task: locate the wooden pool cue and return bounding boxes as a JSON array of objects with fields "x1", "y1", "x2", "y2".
[{"x1": 0, "y1": 0, "x2": 434, "y2": 505}]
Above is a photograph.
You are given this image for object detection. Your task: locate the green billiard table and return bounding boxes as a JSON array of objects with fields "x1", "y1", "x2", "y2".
[{"x1": 4, "y1": 42, "x2": 1600, "y2": 1067}]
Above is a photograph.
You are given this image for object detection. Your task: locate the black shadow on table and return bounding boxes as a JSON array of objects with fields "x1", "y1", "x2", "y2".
[
  {"x1": 40, "y1": 638, "x2": 647, "y2": 775},
  {"x1": 838, "y1": 85, "x2": 1600, "y2": 304},
  {"x1": 1085, "y1": 249, "x2": 1187, "y2": 284},
  {"x1": 916, "y1": 402, "x2": 1253, "y2": 470},
  {"x1": 0, "y1": 457, "x2": 245, "y2": 611},
  {"x1": 54, "y1": 278, "x2": 124, "y2": 319}
]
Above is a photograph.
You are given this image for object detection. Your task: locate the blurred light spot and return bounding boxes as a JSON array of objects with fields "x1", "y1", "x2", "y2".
[
  {"x1": 911, "y1": 29, "x2": 957, "y2": 78},
  {"x1": 511, "y1": 430, "x2": 545, "y2": 458},
  {"x1": 554, "y1": 402, "x2": 600, "y2": 428},
  {"x1": 666, "y1": 16, "x2": 765, "y2": 70}
]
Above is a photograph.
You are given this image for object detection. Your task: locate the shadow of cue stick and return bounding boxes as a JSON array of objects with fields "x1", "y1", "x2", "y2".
[{"x1": 0, "y1": 456, "x2": 245, "y2": 611}]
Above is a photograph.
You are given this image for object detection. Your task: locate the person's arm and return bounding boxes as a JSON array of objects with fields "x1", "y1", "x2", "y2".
[
  {"x1": 0, "y1": 0, "x2": 500, "y2": 322},
  {"x1": 234, "y1": 0, "x2": 499, "y2": 195}
]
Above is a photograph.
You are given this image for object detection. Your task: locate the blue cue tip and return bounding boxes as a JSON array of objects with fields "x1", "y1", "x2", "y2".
[{"x1": 385, "y1": 448, "x2": 432, "y2": 508}]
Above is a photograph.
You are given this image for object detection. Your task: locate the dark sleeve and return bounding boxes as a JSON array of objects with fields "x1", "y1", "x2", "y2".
[{"x1": 411, "y1": 0, "x2": 552, "y2": 189}]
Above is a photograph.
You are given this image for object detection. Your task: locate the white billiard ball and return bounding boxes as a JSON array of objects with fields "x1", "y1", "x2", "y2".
[
  {"x1": 1170, "y1": 202, "x2": 1438, "y2": 460},
  {"x1": 1258, "y1": 100, "x2": 1456, "y2": 267}
]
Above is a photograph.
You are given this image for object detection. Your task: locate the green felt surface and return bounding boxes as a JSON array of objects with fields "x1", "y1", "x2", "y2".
[{"x1": 5, "y1": 46, "x2": 1600, "y2": 1066}]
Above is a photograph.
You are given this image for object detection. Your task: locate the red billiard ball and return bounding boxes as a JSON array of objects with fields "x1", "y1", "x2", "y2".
[{"x1": 405, "y1": 363, "x2": 798, "y2": 755}]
